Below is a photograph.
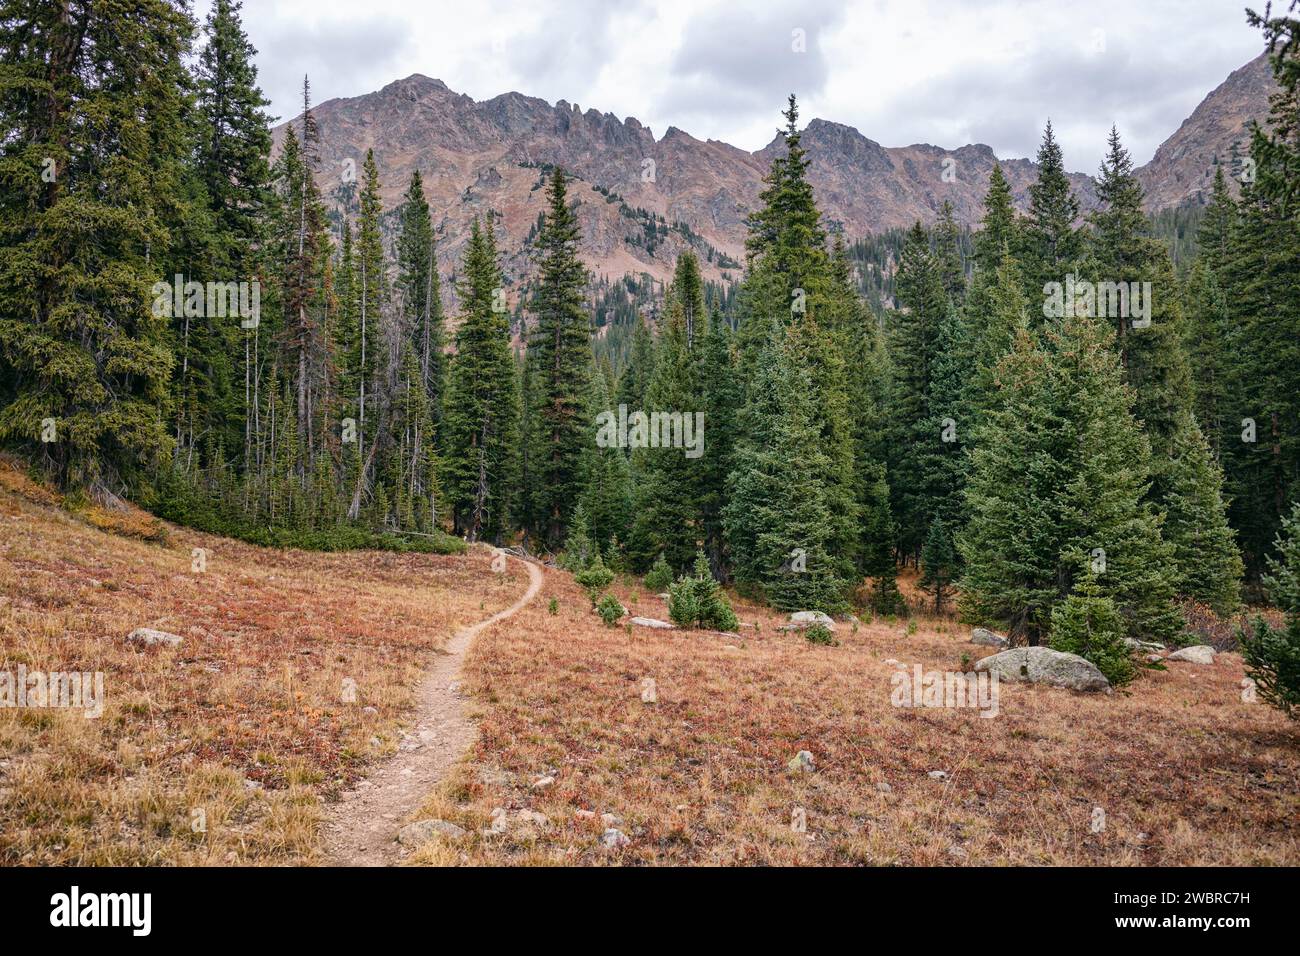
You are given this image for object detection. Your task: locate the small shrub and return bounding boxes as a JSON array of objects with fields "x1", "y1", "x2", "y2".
[
  {"x1": 644, "y1": 553, "x2": 674, "y2": 591},
  {"x1": 547, "y1": 597, "x2": 558, "y2": 616},
  {"x1": 573, "y1": 551, "x2": 615, "y2": 603},
  {"x1": 596, "y1": 593, "x2": 624, "y2": 627},
  {"x1": 1049, "y1": 572, "x2": 1135, "y2": 686},
  {"x1": 1240, "y1": 617, "x2": 1300, "y2": 718},
  {"x1": 805, "y1": 623, "x2": 837, "y2": 646},
  {"x1": 667, "y1": 551, "x2": 738, "y2": 631}
]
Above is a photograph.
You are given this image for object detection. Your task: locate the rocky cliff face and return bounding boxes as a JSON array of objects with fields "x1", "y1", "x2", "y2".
[
  {"x1": 273, "y1": 52, "x2": 1274, "y2": 292},
  {"x1": 1135, "y1": 52, "x2": 1277, "y2": 210}
]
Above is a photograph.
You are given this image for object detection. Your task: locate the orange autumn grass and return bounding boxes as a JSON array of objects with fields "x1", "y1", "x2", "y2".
[
  {"x1": 0, "y1": 464, "x2": 523, "y2": 865},
  {"x1": 406, "y1": 567, "x2": 1299, "y2": 866}
]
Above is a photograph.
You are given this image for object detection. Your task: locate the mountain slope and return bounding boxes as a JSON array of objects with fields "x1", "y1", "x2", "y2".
[
  {"x1": 1135, "y1": 52, "x2": 1277, "y2": 210},
  {"x1": 274, "y1": 52, "x2": 1274, "y2": 291}
]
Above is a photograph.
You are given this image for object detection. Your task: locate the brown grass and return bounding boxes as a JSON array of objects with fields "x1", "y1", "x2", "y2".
[
  {"x1": 0, "y1": 479, "x2": 523, "y2": 865},
  {"x1": 409, "y1": 568, "x2": 1300, "y2": 866},
  {"x1": 4, "y1": 467, "x2": 1296, "y2": 867}
]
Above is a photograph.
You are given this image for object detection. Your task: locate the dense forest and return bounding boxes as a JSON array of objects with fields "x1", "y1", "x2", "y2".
[{"x1": 1, "y1": 2, "x2": 1298, "y2": 711}]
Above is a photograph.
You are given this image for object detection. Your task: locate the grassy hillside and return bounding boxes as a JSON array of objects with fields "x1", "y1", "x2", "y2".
[{"x1": 0, "y1": 463, "x2": 526, "y2": 865}]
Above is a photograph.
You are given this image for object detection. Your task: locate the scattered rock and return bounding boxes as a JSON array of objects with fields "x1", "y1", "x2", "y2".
[
  {"x1": 975, "y1": 646, "x2": 1112, "y2": 693},
  {"x1": 1124, "y1": 637, "x2": 1166, "y2": 652},
  {"x1": 396, "y1": 819, "x2": 466, "y2": 845},
  {"x1": 478, "y1": 768, "x2": 512, "y2": 787},
  {"x1": 640, "y1": 678, "x2": 657, "y2": 703},
  {"x1": 656, "y1": 593, "x2": 671, "y2": 601},
  {"x1": 971, "y1": 627, "x2": 1009, "y2": 648},
  {"x1": 532, "y1": 775, "x2": 555, "y2": 790},
  {"x1": 883, "y1": 658, "x2": 902, "y2": 667},
  {"x1": 600, "y1": 812, "x2": 624, "y2": 827},
  {"x1": 928, "y1": 770, "x2": 948, "y2": 780},
  {"x1": 629, "y1": 616, "x2": 674, "y2": 630},
  {"x1": 1167, "y1": 645, "x2": 1216, "y2": 665},
  {"x1": 788, "y1": 750, "x2": 815, "y2": 773},
  {"x1": 515, "y1": 809, "x2": 548, "y2": 828},
  {"x1": 126, "y1": 627, "x2": 183, "y2": 647},
  {"x1": 486, "y1": 807, "x2": 509, "y2": 834},
  {"x1": 1146, "y1": 653, "x2": 1164, "y2": 664},
  {"x1": 601, "y1": 828, "x2": 630, "y2": 849},
  {"x1": 875, "y1": 782, "x2": 893, "y2": 793},
  {"x1": 782, "y1": 611, "x2": 837, "y2": 632},
  {"x1": 791, "y1": 807, "x2": 807, "y2": 833},
  {"x1": 574, "y1": 809, "x2": 596, "y2": 820}
]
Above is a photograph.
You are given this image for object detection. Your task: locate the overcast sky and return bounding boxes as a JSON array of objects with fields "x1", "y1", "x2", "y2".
[{"x1": 203, "y1": 0, "x2": 1268, "y2": 174}]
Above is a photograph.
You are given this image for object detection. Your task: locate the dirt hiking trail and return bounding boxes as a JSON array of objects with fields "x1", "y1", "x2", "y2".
[{"x1": 323, "y1": 549, "x2": 543, "y2": 866}]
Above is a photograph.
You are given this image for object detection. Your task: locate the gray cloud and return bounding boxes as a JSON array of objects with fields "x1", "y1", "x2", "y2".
[
  {"x1": 256, "y1": 16, "x2": 414, "y2": 123},
  {"x1": 859, "y1": 30, "x2": 1262, "y2": 172},
  {"x1": 503, "y1": 0, "x2": 645, "y2": 95},
  {"x1": 659, "y1": 0, "x2": 846, "y2": 128}
]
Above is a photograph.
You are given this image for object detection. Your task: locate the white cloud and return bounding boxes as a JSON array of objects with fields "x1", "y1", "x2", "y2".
[{"x1": 199, "y1": 0, "x2": 1267, "y2": 172}]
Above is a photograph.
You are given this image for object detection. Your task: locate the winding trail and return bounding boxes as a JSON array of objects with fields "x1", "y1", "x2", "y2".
[{"x1": 323, "y1": 549, "x2": 544, "y2": 866}]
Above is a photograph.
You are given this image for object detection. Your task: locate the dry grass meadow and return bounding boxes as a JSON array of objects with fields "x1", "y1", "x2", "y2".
[
  {"x1": 409, "y1": 571, "x2": 1300, "y2": 866},
  {"x1": 0, "y1": 462, "x2": 523, "y2": 864},
  {"x1": 1, "y1": 460, "x2": 1296, "y2": 866}
]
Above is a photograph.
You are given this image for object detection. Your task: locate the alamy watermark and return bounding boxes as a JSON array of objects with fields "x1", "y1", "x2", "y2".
[
  {"x1": 1042, "y1": 274, "x2": 1151, "y2": 328},
  {"x1": 890, "y1": 663, "x2": 999, "y2": 718},
  {"x1": 595, "y1": 404, "x2": 704, "y2": 459},
  {"x1": 151, "y1": 274, "x2": 261, "y2": 329},
  {"x1": 1, "y1": 664, "x2": 104, "y2": 718}
]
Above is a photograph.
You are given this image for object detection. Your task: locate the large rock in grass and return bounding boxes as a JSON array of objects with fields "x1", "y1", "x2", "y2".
[
  {"x1": 630, "y1": 616, "x2": 674, "y2": 630},
  {"x1": 971, "y1": 627, "x2": 1009, "y2": 648},
  {"x1": 781, "y1": 611, "x2": 837, "y2": 632},
  {"x1": 126, "y1": 627, "x2": 183, "y2": 647},
  {"x1": 1167, "y1": 645, "x2": 1216, "y2": 665},
  {"x1": 974, "y1": 646, "x2": 1111, "y2": 693}
]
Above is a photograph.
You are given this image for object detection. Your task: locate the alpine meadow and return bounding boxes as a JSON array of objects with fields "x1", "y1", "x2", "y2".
[{"x1": 0, "y1": 0, "x2": 1298, "y2": 922}]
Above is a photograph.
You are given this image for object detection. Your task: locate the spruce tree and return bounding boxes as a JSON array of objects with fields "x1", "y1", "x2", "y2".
[
  {"x1": 1021, "y1": 120, "x2": 1083, "y2": 302},
  {"x1": 960, "y1": 312, "x2": 1182, "y2": 644},
  {"x1": 396, "y1": 171, "x2": 445, "y2": 432},
  {"x1": 527, "y1": 167, "x2": 593, "y2": 547},
  {"x1": 919, "y1": 518, "x2": 957, "y2": 614},
  {"x1": 0, "y1": 0, "x2": 193, "y2": 489},
  {"x1": 442, "y1": 217, "x2": 521, "y2": 541},
  {"x1": 627, "y1": 257, "x2": 703, "y2": 571}
]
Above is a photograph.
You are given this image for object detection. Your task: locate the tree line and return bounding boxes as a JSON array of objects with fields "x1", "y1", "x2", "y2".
[{"x1": 2, "y1": 1, "x2": 1299, "y2": 706}]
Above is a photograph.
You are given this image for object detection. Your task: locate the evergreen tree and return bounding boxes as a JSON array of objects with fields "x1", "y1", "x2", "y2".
[
  {"x1": 887, "y1": 222, "x2": 949, "y2": 560},
  {"x1": 442, "y1": 217, "x2": 521, "y2": 541},
  {"x1": 1021, "y1": 121, "x2": 1082, "y2": 301},
  {"x1": 526, "y1": 167, "x2": 592, "y2": 547},
  {"x1": 960, "y1": 312, "x2": 1182, "y2": 644},
  {"x1": 580, "y1": 362, "x2": 631, "y2": 551},
  {"x1": 0, "y1": 0, "x2": 193, "y2": 489},
  {"x1": 919, "y1": 517, "x2": 957, "y2": 613},
  {"x1": 614, "y1": 315, "x2": 656, "y2": 411},
  {"x1": 627, "y1": 257, "x2": 703, "y2": 571},
  {"x1": 396, "y1": 171, "x2": 445, "y2": 432},
  {"x1": 1049, "y1": 568, "x2": 1135, "y2": 686}
]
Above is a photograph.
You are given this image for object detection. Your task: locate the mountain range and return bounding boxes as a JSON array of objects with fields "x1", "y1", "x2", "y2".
[{"x1": 272, "y1": 51, "x2": 1276, "y2": 291}]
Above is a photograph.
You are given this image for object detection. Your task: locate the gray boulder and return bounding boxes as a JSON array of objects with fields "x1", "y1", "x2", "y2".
[
  {"x1": 1167, "y1": 645, "x2": 1216, "y2": 665},
  {"x1": 1124, "y1": 637, "x2": 1166, "y2": 652},
  {"x1": 971, "y1": 627, "x2": 1009, "y2": 648},
  {"x1": 789, "y1": 611, "x2": 836, "y2": 629},
  {"x1": 629, "y1": 616, "x2": 674, "y2": 630},
  {"x1": 975, "y1": 646, "x2": 1111, "y2": 693},
  {"x1": 126, "y1": 627, "x2": 183, "y2": 647}
]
